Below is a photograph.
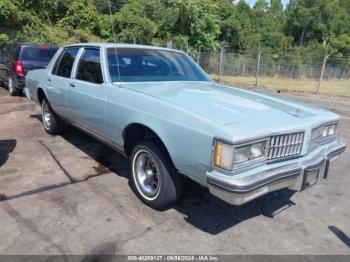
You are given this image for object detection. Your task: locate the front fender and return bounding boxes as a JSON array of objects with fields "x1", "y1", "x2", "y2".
[{"x1": 107, "y1": 99, "x2": 218, "y2": 185}]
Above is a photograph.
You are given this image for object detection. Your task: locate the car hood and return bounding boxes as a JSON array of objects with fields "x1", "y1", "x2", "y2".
[{"x1": 124, "y1": 81, "x2": 333, "y2": 126}]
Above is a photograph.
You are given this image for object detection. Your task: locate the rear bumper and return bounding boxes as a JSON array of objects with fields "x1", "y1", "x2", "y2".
[
  {"x1": 207, "y1": 140, "x2": 346, "y2": 205},
  {"x1": 13, "y1": 75, "x2": 25, "y2": 90}
]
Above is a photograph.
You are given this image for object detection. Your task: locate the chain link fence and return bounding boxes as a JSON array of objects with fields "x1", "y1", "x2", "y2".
[
  {"x1": 137, "y1": 39, "x2": 350, "y2": 83},
  {"x1": 196, "y1": 52, "x2": 350, "y2": 81}
]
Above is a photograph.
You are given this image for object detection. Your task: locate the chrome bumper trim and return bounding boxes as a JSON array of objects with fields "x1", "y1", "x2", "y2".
[{"x1": 207, "y1": 140, "x2": 346, "y2": 205}]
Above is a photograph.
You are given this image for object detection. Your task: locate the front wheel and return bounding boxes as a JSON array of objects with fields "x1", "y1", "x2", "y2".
[
  {"x1": 130, "y1": 141, "x2": 183, "y2": 210},
  {"x1": 41, "y1": 98, "x2": 65, "y2": 135}
]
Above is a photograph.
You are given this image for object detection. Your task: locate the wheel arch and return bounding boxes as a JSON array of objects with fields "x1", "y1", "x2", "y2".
[
  {"x1": 37, "y1": 87, "x2": 46, "y2": 104},
  {"x1": 122, "y1": 123, "x2": 177, "y2": 169}
]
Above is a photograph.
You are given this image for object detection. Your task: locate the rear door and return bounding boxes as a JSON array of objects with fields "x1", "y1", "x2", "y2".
[
  {"x1": 46, "y1": 47, "x2": 80, "y2": 117},
  {"x1": 67, "y1": 47, "x2": 107, "y2": 136}
]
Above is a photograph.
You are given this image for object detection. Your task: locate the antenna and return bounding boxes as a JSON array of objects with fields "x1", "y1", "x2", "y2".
[
  {"x1": 107, "y1": 0, "x2": 121, "y2": 84},
  {"x1": 107, "y1": 0, "x2": 116, "y2": 43}
]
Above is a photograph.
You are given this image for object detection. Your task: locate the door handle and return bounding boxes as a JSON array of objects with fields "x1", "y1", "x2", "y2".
[{"x1": 69, "y1": 83, "x2": 75, "y2": 88}]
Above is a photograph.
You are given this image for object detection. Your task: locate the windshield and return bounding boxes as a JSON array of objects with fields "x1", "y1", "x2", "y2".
[
  {"x1": 20, "y1": 46, "x2": 58, "y2": 62},
  {"x1": 107, "y1": 48, "x2": 210, "y2": 82}
]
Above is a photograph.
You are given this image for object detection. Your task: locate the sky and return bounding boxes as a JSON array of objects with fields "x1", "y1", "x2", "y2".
[{"x1": 246, "y1": 0, "x2": 289, "y2": 7}]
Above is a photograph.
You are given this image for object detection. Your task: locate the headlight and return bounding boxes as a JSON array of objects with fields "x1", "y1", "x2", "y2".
[
  {"x1": 234, "y1": 146, "x2": 250, "y2": 163},
  {"x1": 327, "y1": 124, "x2": 337, "y2": 136},
  {"x1": 310, "y1": 122, "x2": 337, "y2": 150},
  {"x1": 250, "y1": 142, "x2": 266, "y2": 159},
  {"x1": 214, "y1": 140, "x2": 268, "y2": 170}
]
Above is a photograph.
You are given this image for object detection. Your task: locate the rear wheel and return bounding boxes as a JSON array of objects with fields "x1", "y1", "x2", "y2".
[
  {"x1": 130, "y1": 141, "x2": 183, "y2": 210},
  {"x1": 41, "y1": 98, "x2": 65, "y2": 134},
  {"x1": 8, "y1": 75, "x2": 18, "y2": 96}
]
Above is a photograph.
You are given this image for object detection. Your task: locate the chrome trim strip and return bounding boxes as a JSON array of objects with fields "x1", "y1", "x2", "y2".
[{"x1": 207, "y1": 167, "x2": 301, "y2": 194}]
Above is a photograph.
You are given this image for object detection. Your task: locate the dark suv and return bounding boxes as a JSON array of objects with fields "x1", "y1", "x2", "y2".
[{"x1": 0, "y1": 43, "x2": 58, "y2": 96}]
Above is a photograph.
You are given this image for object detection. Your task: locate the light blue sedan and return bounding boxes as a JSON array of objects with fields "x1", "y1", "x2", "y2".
[{"x1": 25, "y1": 43, "x2": 346, "y2": 209}]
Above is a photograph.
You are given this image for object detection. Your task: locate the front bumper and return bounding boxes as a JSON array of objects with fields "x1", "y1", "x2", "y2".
[
  {"x1": 207, "y1": 140, "x2": 346, "y2": 205},
  {"x1": 23, "y1": 87, "x2": 31, "y2": 100}
]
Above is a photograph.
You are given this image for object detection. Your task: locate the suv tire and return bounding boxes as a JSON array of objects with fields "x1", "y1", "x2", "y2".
[{"x1": 8, "y1": 75, "x2": 18, "y2": 96}]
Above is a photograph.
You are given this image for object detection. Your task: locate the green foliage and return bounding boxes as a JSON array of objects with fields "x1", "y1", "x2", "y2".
[
  {"x1": 0, "y1": 0, "x2": 20, "y2": 27},
  {"x1": 93, "y1": 0, "x2": 127, "y2": 14},
  {"x1": 0, "y1": 0, "x2": 348, "y2": 58},
  {"x1": 0, "y1": 33, "x2": 9, "y2": 45},
  {"x1": 111, "y1": 0, "x2": 161, "y2": 44},
  {"x1": 59, "y1": 0, "x2": 99, "y2": 32},
  {"x1": 169, "y1": 0, "x2": 220, "y2": 50}
]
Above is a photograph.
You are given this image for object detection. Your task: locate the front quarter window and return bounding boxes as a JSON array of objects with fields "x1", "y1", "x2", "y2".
[{"x1": 107, "y1": 48, "x2": 210, "y2": 82}]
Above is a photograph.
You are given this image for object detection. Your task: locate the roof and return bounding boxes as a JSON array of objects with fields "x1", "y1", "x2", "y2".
[
  {"x1": 61, "y1": 43, "x2": 185, "y2": 53},
  {"x1": 2, "y1": 42, "x2": 58, "y2": 48}
]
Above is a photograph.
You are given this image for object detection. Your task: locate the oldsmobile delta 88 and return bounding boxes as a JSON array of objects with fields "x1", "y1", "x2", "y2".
[{"x1": 25, "y1": 43, "x2": 346, "y2": 209}]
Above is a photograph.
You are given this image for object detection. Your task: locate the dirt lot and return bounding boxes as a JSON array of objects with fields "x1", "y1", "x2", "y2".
[{"x1": 0, "y1": 86, "x2": 349, "y2": 255}]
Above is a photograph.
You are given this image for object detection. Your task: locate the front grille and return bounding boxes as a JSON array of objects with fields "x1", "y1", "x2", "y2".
[{"x1": 267, "y1": 132, "x2": 304, "y2": 160}]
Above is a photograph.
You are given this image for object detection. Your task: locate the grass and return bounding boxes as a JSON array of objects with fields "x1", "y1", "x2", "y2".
[{"x1": 211, "y1": 75, "x2": 350, "y2": 98}]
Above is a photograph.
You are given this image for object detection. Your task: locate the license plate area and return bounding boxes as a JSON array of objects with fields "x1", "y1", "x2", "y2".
[{"x1": 302, "y1": 168, "x2": 320, "y2": 190}]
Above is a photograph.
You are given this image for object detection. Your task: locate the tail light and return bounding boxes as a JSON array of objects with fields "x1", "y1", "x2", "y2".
[{"x1": 14, "y1": 61, "x2": 23, "y2": 76}]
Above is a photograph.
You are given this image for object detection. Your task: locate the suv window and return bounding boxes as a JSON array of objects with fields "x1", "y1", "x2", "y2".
[
  {"x1": 20, "y1": 46, "x2": 58, "y2": 62},
  {"x1": 54, "y1": 48, "x2": 80, "y2": 78},
  {"x1": 76, "y1": 48, "x2": 103, "y2": 84}
]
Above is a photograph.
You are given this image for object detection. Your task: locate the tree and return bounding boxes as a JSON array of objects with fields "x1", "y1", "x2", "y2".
[
  {"x1": 0, "y1": 0, "x2": 348, "y2": 58},
  {"x1": 59, "y1": 0, "x2": 99, "y2": 32},
  {"x1": 169, "y1": 0, "x2": 220, "y2": 51},
  {"x1": 93, "y1": 0, "x2": 127, "y2": 14},
  {"x1": 109, "y1": 0, "x2": 165, "y2": 44},
  {"x1": 285, "y1": 0, "x2": 349, "y2": 47}
]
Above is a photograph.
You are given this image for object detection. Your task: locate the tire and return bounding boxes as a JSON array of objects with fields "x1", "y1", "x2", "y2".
[
  {"x1": 8, "y1": 75, "x2": 18, "y2": 96},
  {"x1": 41, "y1": 97, "x2": 65, "y2": 135},
  {"x1": 130, "y1": 141, "x2": 183, "y2": 210}
]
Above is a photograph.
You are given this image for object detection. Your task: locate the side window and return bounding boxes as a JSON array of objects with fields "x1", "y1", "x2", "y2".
[
  {"x1": 14, "y1": 46, "x2": 21, "y2": 60},
  {"x1": 76, "y1": 48, "x2": 103, "y2": 84},
  {"x1": 54, "y1": 47, "x2": 79, "y2": 78}
]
